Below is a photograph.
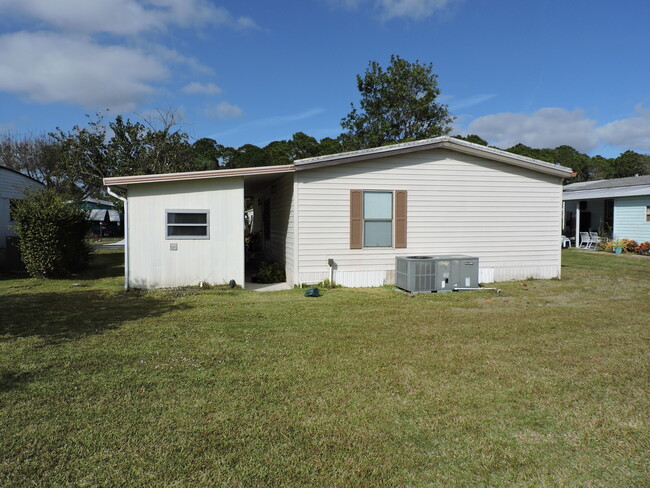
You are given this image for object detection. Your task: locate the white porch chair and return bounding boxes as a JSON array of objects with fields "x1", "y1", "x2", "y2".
[
  {"x1": 561, "y1": 235, "x2": 571, "y2": 248},
  {"x1": 589, "y1": 232, "x2": 601, "y2": 249},
  {"x1": 579, "y1": 232, "x2": 593, "y2": 249}
]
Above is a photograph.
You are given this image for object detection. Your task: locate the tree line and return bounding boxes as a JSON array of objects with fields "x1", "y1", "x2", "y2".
[
  {"x1": 1, "y1": 55, "x2": 648, "y2": 200},
  {"x1": 453, "y1": 135, "x2": 650, "y2": 183}
]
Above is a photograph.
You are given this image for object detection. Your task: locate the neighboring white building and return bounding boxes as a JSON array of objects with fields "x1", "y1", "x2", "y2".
[
  {"x1": 0, "y1": 166, "x2": 44, "y2": 266},
  {"x1": 104, "y1": 137, "x2": 573, "y2": 289}
]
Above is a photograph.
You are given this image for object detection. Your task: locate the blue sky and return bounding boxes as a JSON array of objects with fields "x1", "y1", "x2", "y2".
[{"x1": 0, "y1": 0, "x2": 648, "y2": 158}]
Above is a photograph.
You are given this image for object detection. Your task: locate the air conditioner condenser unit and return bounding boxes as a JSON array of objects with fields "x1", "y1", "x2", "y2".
[{"x1": 395, "y1": 255, "x2": 479, "y2": 293}]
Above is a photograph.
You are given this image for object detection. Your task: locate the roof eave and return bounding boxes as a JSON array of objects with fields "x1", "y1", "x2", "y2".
[
  {"x1": 103, "y1": 164, "x2": 296, "y2": 186},
  {"x1": 294, "y1": 140, "x2": 448, "y2": 171},
  {"x1": 438, "y1": 140, "x2": 573, "y2": 178},
  {"x1": 295, "y1": 136, "x2": 573, "y2": 178}
]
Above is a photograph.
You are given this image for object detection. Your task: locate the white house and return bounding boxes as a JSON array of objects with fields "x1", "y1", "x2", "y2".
[
  {"x1": 104, "y1": 137, "x2": 573, "y2": 289},
  {"x1": 0, "y1": 166, "x2": 44, "y2": 267}
]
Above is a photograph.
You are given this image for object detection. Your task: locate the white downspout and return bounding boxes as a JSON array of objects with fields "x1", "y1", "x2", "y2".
[{"x1": 106, "y1": 186, "x2": 129, "y2": 290}]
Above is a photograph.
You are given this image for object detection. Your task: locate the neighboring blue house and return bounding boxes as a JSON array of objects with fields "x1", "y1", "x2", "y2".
[
  {"x1": 81, "y1": 197, "x2": 122, "y2": 237},
  {"x1": 563, "y1": 175, "x2": 650, "y2": 245}
]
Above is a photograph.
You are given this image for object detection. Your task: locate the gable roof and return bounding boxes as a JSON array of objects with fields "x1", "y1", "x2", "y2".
[
  {"x1": 564, "y1": 175, "x2": 650, "y2": 191},
  {"x1": 563, "y1": 175, "x2": 650, "y2": 200},
  {"x1": 104, "y1": 137, "x2": 573, "y2": 187},
  {"x1": 294, "y1": 136, "x2": 574, "y2": 178}
]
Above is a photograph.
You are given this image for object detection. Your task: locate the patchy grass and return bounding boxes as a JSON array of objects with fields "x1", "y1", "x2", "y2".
[
  {"x1": 90, "y1": 237, "x2": 123, "y2": 245},
  {"x1": 1, "y1": 249, "x2": 648, "y2": 487}
]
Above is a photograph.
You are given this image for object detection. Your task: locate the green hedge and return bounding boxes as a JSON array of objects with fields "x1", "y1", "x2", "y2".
[
  {"x1": 12, "y1": 189, "x2": 93, "y2": 277},
  {"x1": 255, "y1": 262, "x2": 286, "y2": 283}
]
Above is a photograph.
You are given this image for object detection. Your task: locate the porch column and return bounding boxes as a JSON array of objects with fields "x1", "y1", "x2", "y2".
[
  {"x1": 562, "y1": 201, "x2": 566, "y2": 232},
  {"x1": 575, "y1": 203, "x2": 581, "y2": 247}
]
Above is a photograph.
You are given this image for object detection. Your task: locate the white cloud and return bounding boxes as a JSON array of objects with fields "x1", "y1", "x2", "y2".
[
  {"x1": 0, "y1": 0, "x2": 257, "y2": 36},
  {"x1": 206, "y1": 102, "x2": 244, "y2": 120},
  {"x1": 378, "y1": 0, "x2": 460, "y2": 20},
  {"x1": 182, "y1": 82, "x2": 222, "y2": 95},
  {"x1": 146, "y1": 44, "x2": 213, "y2": 75},
  {"x1": 0, "y1": 1, "x2": 258, "y2": 109},
  {"x1": 0, "y1": 31, "x2": 168, "y2": 109},
  {"x1": 330, "y1": 0, "x2": 462, "y2": 20},
  {"x1": 235, "y1": 16, "x2": 260, "y2": 30},
  {"x1": 467, "y1": 107, "x2": 600, "y2": 153},
  {"x1": 597, "y1": 104, "x2": 650, "y2": 152},
  {"x1": 465, "y1": 106, "x2": 650, "y2": 153},
  {"x1": 448, "y1": 93, "x2": 496, "y2": 111},
  {"x1": 211, "y1": 108, "x2": 325, "y2": 138}
]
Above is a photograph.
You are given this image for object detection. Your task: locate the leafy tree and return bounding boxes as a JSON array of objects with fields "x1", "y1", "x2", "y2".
[
  {"x1": 340, "y1": 55, "x2": 454, "y2": 150},
  {"x1": 289, "y1": 132, "x2": 320, "y2": 160},
  {"x1": 50, "y1": 113, "x2": 112, "y2": 198},
  {"x1": 12, "y1": 189, "x2": 93, "y2": 278},
  {"x1": 192, "y1": 138, "x2": 223, "y2": 170},
  {"x1": 263, "y1": 140, "x2": 293, "y2": 165},
  {"x1": 0, "y1": 134, "x2": 77, "y2": 195},
  {"x1": 453, "y1": 134, "x2": 488, "y2": 146},
  {"x1": 51, "y1": 111, "x2": 195, "y2": 197},
  {"x1": 506, "y1": 143, "x2": 555, "y2": 163},
  {"x1": 224, "y1": 144, "x2": 267, "y2": 169},
  {"x1": 552, "y1": 145, "x2": 594, "y2": 182},
  {"x1": 317, "y1": 137, "x2": 344, "y2": 156},
  {"x1": 506, "y1": 144, "x2": 597, "y2": 182},
  {"x1": 597, "y1": 150, "x2": 650, "y2": 179},
  {"x1": 214, "y1": 145, "x2": 240, "y2": 168}
]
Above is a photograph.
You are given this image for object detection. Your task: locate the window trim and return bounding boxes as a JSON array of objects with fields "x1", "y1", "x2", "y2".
[
  {"x1": 165, "y1": 209, "x2": 210, "y2": 240},
  {"x1": 363, "y1": 191, "x2": 394, "y2": 248},
  {"x1": 646, "y1": 206, "x2": 650, "y2": 222},
  {"x1": 350, "y1": 189, "x2": 407, "y2": 250}
]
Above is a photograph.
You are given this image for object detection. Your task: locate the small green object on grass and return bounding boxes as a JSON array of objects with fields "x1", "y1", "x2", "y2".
[{"x1": 304, "y1": 287, "x2": 320, "y2": 297}]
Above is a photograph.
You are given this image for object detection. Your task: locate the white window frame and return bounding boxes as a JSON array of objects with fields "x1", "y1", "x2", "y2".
[
  {"x1": 363, "y1": 191, "x2": 393, "y2": 248},
  {"x1": 166, "y1": 209, "x2": 210, "y2": 240},
  {"x1": 646, "y1": 206, "x2": 650, "y2": 222}
]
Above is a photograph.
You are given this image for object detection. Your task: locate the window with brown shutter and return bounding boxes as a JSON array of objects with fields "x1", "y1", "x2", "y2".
[{"x1": 350, "y1": 190, "x2": 407, "y2": 249}]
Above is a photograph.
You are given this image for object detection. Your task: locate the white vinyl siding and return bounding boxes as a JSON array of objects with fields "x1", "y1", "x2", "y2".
[
  {"x1": 127, "y1": 178, "x2": 244, "y2": 289},
  {"x1": 0, "y1": 169, "x2": 43, "y2": 261},
  {"x1": 286, "y1": 179, "x2": 296, "y2": 285},
  {"x1": 294, "y1": 148, "x2": 563, "y2": 286}
]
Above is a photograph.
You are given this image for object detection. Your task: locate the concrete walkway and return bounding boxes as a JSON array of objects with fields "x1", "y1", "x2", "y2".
[
  {"x1": 94, "y1": 239, "x2": 125, "y2": 250},
  {"x1": 245, "y1": 281, "x2": 292, "y2": 292}
]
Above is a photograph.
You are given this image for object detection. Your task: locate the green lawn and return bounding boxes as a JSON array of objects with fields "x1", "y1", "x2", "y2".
[{"x1": 1, "y1": 250, "x2": 648, "y2": 487}]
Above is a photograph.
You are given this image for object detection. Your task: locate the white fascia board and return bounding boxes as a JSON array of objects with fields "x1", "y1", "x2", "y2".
[{"x1": 563, "y1": 186, "x2": 650, "y2": 200}]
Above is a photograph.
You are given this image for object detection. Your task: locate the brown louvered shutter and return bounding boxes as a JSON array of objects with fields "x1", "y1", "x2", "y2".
[
  {"x1": 350, "y1": 190, "x2": 363, "y2": 249},
  {"x1": 395, "y1": 190, "x2": 407, "y2": 248}
]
